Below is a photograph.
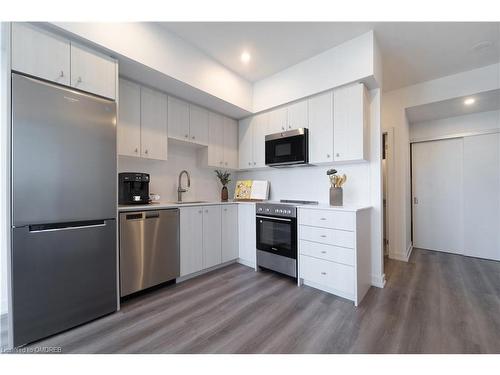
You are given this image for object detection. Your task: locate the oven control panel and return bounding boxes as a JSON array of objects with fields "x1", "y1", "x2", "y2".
[{"x1": 256, "y1": 203, "x2": 297, "y2": 218}]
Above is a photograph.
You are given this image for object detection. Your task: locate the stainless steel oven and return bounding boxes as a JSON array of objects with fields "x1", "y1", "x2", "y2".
[
  {"x1": 265, "y1": 128, "x2": 309, "y2": 167},
  {"x1": 256, "y1": 202, "x2": 298, "y2": 278}
]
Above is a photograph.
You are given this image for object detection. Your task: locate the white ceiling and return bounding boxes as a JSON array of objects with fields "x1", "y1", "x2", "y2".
[
  {"x1": 406, "y1": 89, "x2": 500, "y2": 124},
  {"x1": 161, "y1": 22, "x2": 500, "y2": 92}
]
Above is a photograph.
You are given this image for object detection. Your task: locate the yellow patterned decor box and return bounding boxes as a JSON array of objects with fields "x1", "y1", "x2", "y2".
[{"x1": 234, "y1": 180, "x2": 269, "y2": 201}]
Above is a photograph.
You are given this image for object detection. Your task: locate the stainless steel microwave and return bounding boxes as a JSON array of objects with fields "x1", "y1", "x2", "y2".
[{"x1": 265, "y1": 128, "x2": 309, "y2": 167}]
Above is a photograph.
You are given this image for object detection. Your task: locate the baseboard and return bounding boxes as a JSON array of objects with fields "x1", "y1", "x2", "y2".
[
  {"x1": 237, "y1": 258, "x2": 256, "y2": 269},
  {"x1": 371, "y1": 273, "x2": 386, "y2": 288},
  {"x1": 389, "y1": 243, "x2": 413, "y2": 263},
  {"x1": 176, "y1": 259, "x2": 237, "y2": 283}
]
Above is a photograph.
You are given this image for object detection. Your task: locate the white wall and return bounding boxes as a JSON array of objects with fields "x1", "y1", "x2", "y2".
[
  {"x1": 410, "y1": 109, "x2": 500, "y2": 141},
  {"x1": 50, "y1": 22, "x2": 253, "y2": 113},
  {"x1": 118, "y1": 142, "x2": 235, "y2": 203},
  {"x1": 252, "y1": 31, "x2": 380, "y2": 112},
  {"x1": 382, "y1": 63, "x2": 500, "y2": 261}
]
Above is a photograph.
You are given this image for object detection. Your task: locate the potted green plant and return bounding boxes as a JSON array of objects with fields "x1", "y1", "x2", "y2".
[{"x1": 215, "y1": 170, "x2": 231, "y2": 202}]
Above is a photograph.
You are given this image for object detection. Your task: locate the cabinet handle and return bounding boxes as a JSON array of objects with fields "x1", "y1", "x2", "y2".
[
  {"x1": 248, "y1": 162, "x2": 251, "y2": 166},
  {"x1": 198, "y1": 210, "x2": 202, "y2": 214},
  {"x1": 321, "y1": 251, "x2": 327, "y2": 254},
  {"x1": 205, "y1": 209, "x2": 208, "y2": 213},
  {"x1": 320, "y1": 235, "x2": 326, "y2": 238},
  {"x1": 288, "y1": 125, "x2": 292, "y2": 129},
  {"x1": 320, "y1": 218, "x2": 326, "y2": 220},
  {"x1": 253, "y1": 162, "x2": 256, "y2": 165},
  {"x1": 225, "y1": 162, "x2": 228, "y2": 166},
  {"x1": 185, "y1": 134, "x2": 188, "y2": 138},
  {"x1": 336, "y1": 153, "x2": 340, "y2": 157},
  {"x1": 59, "y1": 70, "x2": 64, "y2": 78},
  {"x1": 76, "y1": 76, "x2": 82, "y2": 85},
  {"x1": 281, "y1": 126, "x2": 285, "y2": 130},
  {"x1": 321, "y1": 272, "x2": 327, "y2": 275},
  {"x1": 145, "y1": 149, "x2": 148, "y2": 154},
  {"x1": 192, "y1": 136, "x2": 195, "y2": 139},
  {"x1": 220, "y1": 161, "x2": 223, "y2": 165},
  {"x1": 134, "y1": 148, "x2": 138, "y2": 153},
  {"x1": 326, "y1": 154, "x2": 331, "y2": 158}
]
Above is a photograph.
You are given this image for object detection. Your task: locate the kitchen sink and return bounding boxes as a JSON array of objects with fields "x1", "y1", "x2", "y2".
[{"x1": 171, "y1": 201, "x2": 208, "y2": 204}]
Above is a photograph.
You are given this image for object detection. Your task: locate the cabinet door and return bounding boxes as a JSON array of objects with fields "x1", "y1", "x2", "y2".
[
  {"x1": 208, "y1": 112, "x2": 225, "y2": 167},
  {"x1": 189, "y1": 105, "x2": 209, "y2": 145},
  {"x1": 180, "y1": 207, "x2": 204, "y2": 276},
  {"x1": 70, "y1": 43, "x2": 116, "y2": 99},
  {"x1": 202, "y1": 205, "x2": 222, "y2": 269},
  {"x1": 167, "y1": 96, "x2": 190, "y2": 141},
  {"x1": 253, "y1": 113, "x2": 269, "y2": 168},
  {"x1": 333, "y1": 84, "x2": 368, "y2": 162},
  {"x1": 238, "y1": 204, "x2": 256, "y2": 267},
  {"x1": 268, "y1": 106, "x2": 288, "y2": 134},
  {"x1": 140, "y1": 87, "x2": 168, "y2": 160},
  {"x1": 238, "y1": 117, "x2": 254, "y2": 169},
  {"x1": 308, "y1": 91, "x2": 334, "y2": 164},
  {"x1": 222, "y1": 205, "x2": 239, "y2": 262},
  {"x1": 117, "y1": 79, "x2": 141, "y2": 157},
  {"x1": 287, "y1": 100, "x2": 308, "y2": 130},
  {"x1": 12, "y1": 23, "x2": 70, "y2": 86},
  {"x1": 223, "y1": 117, "x2": 239, "y2": 169}
]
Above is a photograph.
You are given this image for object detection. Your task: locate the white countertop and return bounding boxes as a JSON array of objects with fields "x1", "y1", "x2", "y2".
[{"x1": 118, "y1": 200, "x2": 255, "y2": 212}]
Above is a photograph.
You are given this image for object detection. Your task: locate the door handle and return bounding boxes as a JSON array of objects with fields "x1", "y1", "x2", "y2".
[
  {"x1": 29, "y1": 220, "x2": 106, "y2": 232},
  {"x1": 413, "y1": 197, "x2": 418, "y2": 204}
]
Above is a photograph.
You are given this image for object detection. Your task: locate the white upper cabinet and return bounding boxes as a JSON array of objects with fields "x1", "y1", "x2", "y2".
[
  {"x1": 287, "y1": 100, "x2": 308, "y2": 130},
  {"x1": 308, "y1": 91, "x2": 334, "y2": 164},
  {"x1": 11, "y1": 23, "x2": 116, "y2": 99},
  {"x1": 117, "y1": 79, "x2": 141, "y2": 158},
  {"x1": 223, "y1": 117, "x2": 239, "y2": 169},
  {"x1": 238, "y1": 117, "x2": 254, "y2": 169},
  {"x1": 252, "y1": 113, "x2": 269, "y2": 168},
  {"x1": 167, "y1": 96, "x2": 190, "y2": 141},
  {"x1": 189, "y1": 105, "x2": 209, "y2": 145},
  {"x1": 268, "y1": 106, "x2": 287, "y2": 134},
  {"x1": 12, "y1": 23, "x2": 70, "y2": 86},
  {"x1": 140, "y1": 87, "x2": 168, "y2": 160},
  {"x1": 333, "y1": 83, "x2": 369, "y2": 162},
  {"x1": 70, "y1": 43, "x2": 116, "y2": 99},
  {"x1": 208, "y1": 111, "x2": 225, "y2": 167}
]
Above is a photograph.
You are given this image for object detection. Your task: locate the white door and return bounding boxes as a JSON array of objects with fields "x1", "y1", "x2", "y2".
[
  {"x1": 333, "y1": 83, "x2": 367, "y2": 162},
  {"x1": 268, "y1": 107, "x2": 287, "y2": 134},
  {"x1": 202, "y1": 205, "x2": 222, "y2": 269},
  {"x1": 463, "y1": 133, "x2": 500, "y2": 261},
  {"x1": 222, "y1": 205, "x2": 239, "y2": 262},
  {"x1": 70, "y1": 43, "x2": 116, "y2": 99},
  {"x1": 189, "y1": 104, "x2": 209, "y2": 145},
  {"x1": 308, "y1": 91, "x2": 333, "y2": 164},
  {"x1": 238, "y1": 118, "x2": 253, "y2": 169},
  {"x1": 412, "y1": 139, "x2": 464, "y2": 254},
  {"x1": 140, "y1": 87, "x2": 168, "y2": 160},
  {"x1": 287, "y1": 100, "x2": 308, "y2": 130},
  {"x1": 223, "y1": 117, "x2": 239, "y2": 169},
  {"x1": 180, "y1": 207, "x2": 204, "y2": 276},
  {"x1": 167, "y1": 96, "x2": 190, "y2": 141},
  {"x1": 208, "y1": 112, "x2": 225, "y2": 167},
  {"x1": 11, "y1": 23, "x2": 70, "y2": 86},
  {"x1": 253, "y1": 113, "x2": 269, "y2": 168},
  {"x1": 117, "y1": 79, "x2": 141, "y2": 157}
]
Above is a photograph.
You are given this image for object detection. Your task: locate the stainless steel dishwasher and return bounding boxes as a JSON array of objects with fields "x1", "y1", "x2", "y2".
[{"x1": 119, "y1": 209, "x2": 180, "y2": 297}]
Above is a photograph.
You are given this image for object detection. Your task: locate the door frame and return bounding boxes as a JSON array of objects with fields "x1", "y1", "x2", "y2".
[{"x1": 382, "y1": 127, "x2": 395, "y2": 258}]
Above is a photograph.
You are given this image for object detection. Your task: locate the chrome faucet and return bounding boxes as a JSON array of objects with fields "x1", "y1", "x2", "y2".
[{"x1": 177, "y1": 170, "x2": 191, "y2": 202}]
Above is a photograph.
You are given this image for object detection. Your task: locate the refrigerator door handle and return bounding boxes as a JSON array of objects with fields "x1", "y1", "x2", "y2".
[{"x1": 28, "y1": 220, "x2": 107, "y2": 233}]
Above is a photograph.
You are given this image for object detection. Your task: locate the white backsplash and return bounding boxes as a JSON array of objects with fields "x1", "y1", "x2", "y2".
[
  {"x1": 118, "y1": 141, "x2": 235, "y2": 202},
  {"x1": 236, "y1": 163, "x2": 371, "y2": 206}
]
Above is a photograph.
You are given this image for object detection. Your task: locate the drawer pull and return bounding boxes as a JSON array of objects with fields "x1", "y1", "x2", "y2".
[
  {"x1": 321, "y1": 251, "x2": 327, "y2": 254},
  {"x1": 321, "y1": 272, "x2": 327, "y2": 275},
  {"x1": 320, "y1": 218, "x2": 327, "y2": 221},
  {"x1": 320, "y1": 235, "x2": 327, "y2": 238}
]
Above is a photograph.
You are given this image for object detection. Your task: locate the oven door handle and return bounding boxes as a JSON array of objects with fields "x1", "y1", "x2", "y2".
[{"x1": 256, "y1": 215, "x2": 292, "y2": 222}]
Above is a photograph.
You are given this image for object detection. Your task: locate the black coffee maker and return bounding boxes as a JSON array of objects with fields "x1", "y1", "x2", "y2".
[{"x1": 119, "y1": 172, "x2": 150, "y2": 205}]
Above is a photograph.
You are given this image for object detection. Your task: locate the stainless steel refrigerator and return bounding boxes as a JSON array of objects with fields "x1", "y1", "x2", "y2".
[{"x1": 11, "y1": 73, "x2": 118, "y2": 347}]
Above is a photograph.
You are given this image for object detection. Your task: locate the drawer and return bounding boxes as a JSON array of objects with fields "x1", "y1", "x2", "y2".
[
  {"x1": 299, "y1": 225, "x2": 354, "y2": 248},
  {"x1": 299, "y1": 209, "x2": 354, "y2": 230},
  {"x1": 299, "y1": 255, "x2": 354, "y2": 295},
  {"x1": 299, "y1": 240, "x2": 354, "y2": 266}
]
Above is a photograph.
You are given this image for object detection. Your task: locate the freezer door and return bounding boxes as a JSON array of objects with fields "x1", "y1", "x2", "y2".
[
  {"x1": 12, "y1": 73, "x2": 117, "y2": 226},
  {"x1": 12, "y1": 220, "x2": 117, "y2": 347}
]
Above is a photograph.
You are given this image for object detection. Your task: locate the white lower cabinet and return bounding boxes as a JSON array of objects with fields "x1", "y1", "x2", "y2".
[
  {"x1": 180, "y1": 204, "x2": 239, "y2": 278},
  {"x1": 298, "y1": 207, "x2": 371, "y2": 306},
  {"x1": 222, "y1": 205, "x2": 239, "y2": 262},
  {"x1": 237, "y1": 203, "x2": 257, "y2": 268}
]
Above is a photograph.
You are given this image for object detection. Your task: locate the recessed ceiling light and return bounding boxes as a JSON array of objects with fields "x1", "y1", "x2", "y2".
[
  {"x1": 472, "y1": 40, "x2": 493, "y2": 52},
  {"x1": 240, "y1": 51, "x2": 251, "y2": 64},
  {"x1": 464, "y1": 98, "x2": 475, "y2": 106}
]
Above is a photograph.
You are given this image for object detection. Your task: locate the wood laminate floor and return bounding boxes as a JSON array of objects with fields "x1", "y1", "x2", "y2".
[{"x1": 23, "y1": 249, "x2": 500, "y2": 353}]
